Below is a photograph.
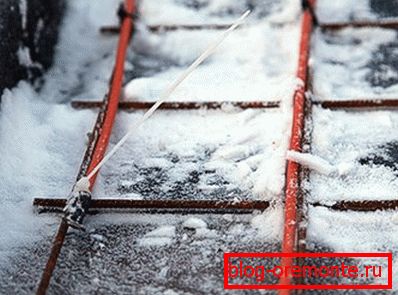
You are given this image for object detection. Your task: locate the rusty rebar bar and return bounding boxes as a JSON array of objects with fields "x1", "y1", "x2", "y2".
[
  {"x1": 320, "y1": 19, "x2": 398, "y2": 30},
  {"x1": 33, "y1": 198, "x2": 269, "y2": 211},
  {"x1": 100, "y1": 24, "x2": 235, "y2": 34},
  {"x1": 312, "y1": 200, "x2": 398, "y2": 212},
  {"x1": 316, "y1": 99, "x2": 398, "y2": 109},
  {"x1": 71, "y1": 100, "x2": 280, "y2": 110}
]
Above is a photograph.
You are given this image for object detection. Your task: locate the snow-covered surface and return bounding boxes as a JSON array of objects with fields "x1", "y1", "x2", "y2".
[
  {"x1": 2, "y1": 0, "x2": 398, "y2": 293},
  {"x1": 95, "y1": 109, "x2": 290, "y2": 201},
  {"x1": 0, "y1": 82, "x2": 95, "y2": 267},
  {"x1": 40, "y1": 0, "x2": 120, "y2": 102},
  {"x1": 0, "y1": 0, "x2": 120, "y2": 267},
  {"x1": 306, "y1": 107, "x2": 398, "y2": 203},
  {"x1": 316, "y1": 0, "x2": 377, "y2": 22},
  {"x1": 124, "y1": 22, "x2": 299, "y2": 102},
  {"x1": 316, "y1": 0, "x2": 398, "y2": 23},
  {"x1": 139, "y1": 0, "x2": 301, "y2": 25},
  {"x1": 0, "y1": 0, "x2": 290, "y2": 289},
  {"x1": 307, "y1": 206, "x2": 398, "y2": 288},
  {"x1": 312, "y1": 27, "x2": 398, "y2": 100}
]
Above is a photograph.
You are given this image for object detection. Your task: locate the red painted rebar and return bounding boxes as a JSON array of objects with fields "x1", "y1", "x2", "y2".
[
  {"x1": 279, "y1": 1, "x2": 315, "y2": 293},
  {"x1": 86, "y1": 1, "x2": 135, "y2": 187},
  {"x1": 35, "y1": 1, "x2": 135, "y2": 294}
]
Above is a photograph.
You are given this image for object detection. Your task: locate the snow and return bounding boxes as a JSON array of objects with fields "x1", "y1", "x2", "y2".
[
  {"x1": 19, "y1": 0, "x2": 27, "y2": 30},
  {"x1": 287, "y1": 150, "x2": 336, "y2": 175},
  {"x1": 40, "y1": 0, "x2": 121, "y2": 102},
  {"x1": 90, "y1": 233, "x2": 106, "y2": 242},
  {"x1": 138, "y1": 225, "x2": 176, "y2": 246},
  {"x1": 17, "y1": 46, "x2": 41, "y2": 69},
  {"x1": 307, "y1": 206, "x2": 398, "y2": 288},
  {"x1": 138, "y1": 0, "x2": 300, "y2": 26},
  {"x1": 183, "y1": 217, "x2": 207, "y2": 229},
  {"x1": 251, "y1": 205, "x2": 284, "y2": 240},
  {"x1": 3, "y1": 0, "x2": 398, "y2": 291},
  {"x1": 124, "y1": 22, "x2": 299, "y2": 102},
  {"x1": 0, "y1": 0, "x2": 119, "y2": 267},
  {"x1": 287, "y1": 150, "x2": 354, "y2": 176},
  {"x1": 316, "y1": 0, "x2": 376, "y2": 23},
  {"x1": 95, "y1": 109, "x2": 290, "y2": 201},
  {"x1": 0, "y1": 82, "x2": 94, "y2": 266},
  {"x1": 145, "y1": 225, "x2": 176, "y2": 237},
  {"x1": 86, "y1": 10, "x2": 250, "y2": 179},
  {"x1": 312, "y1": 27, "x2": 398, "y2": 100},
  {"x1": 306, "y1": 106, "x2": 398, "y2": 203}
]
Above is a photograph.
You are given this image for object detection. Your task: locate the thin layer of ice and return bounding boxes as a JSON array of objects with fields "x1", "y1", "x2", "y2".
[{"x1": 0, "y1": 209, "x2": 282, "y2": 294}]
